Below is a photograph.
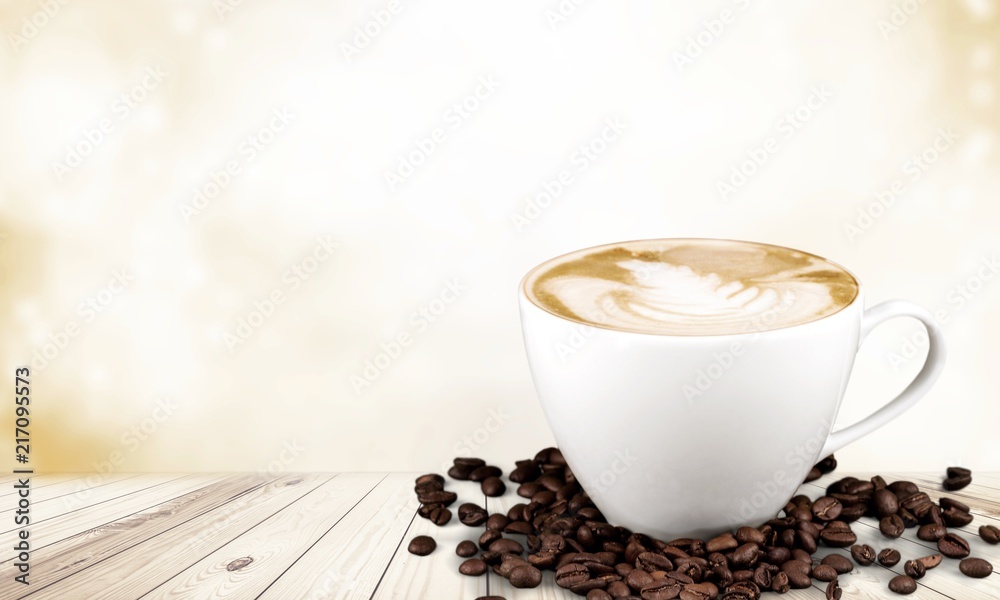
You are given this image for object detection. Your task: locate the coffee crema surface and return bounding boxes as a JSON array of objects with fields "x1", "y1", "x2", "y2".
[{"x1": 524, "y1": 239, "x2": 859, "y2": 335}]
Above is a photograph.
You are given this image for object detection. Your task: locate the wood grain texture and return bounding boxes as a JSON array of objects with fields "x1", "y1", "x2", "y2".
[
  {"x1": 256, "y1": 473, "x2": 418, "y2": 599},
  {"x1": 0, "y1": 474, "x2": 268, "y2": 597},
  {"x1": 4, "y1": 472, "x2": 998, "y2": 599},
  {"x1": 20, "y1": 474, "x2": 331, "y2": 599},
  {"x1": 142, "y1": 473, "x2": 383, "y2": 599}
]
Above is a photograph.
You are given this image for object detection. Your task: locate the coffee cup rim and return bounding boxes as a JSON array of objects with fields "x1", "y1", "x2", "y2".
[{"x1": 519, "y1": 237, "x2": 862, "y2": 338}]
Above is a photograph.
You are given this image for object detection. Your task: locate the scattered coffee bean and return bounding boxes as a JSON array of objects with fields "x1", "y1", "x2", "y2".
[
  {"x1": 469, "y1": 465, "x2": 503, "y2": 482},
  {"x1": 959, "y1": 557, "x2": 993, "y2": 579},
  {"x1": 917, "y1": 523, "x2": 946, "y2": 541},
  {"x1": 456, "y1": 540, "x2": 477, "y2": 557},
  {"x1": 489, "y1": 538, "x2": 524, "y2": 555},
  {"x1": 943, "y1": 506, "x2": 974, "y2": 527},
  {"x1": 903, "y1": 559, "x2": 925, "y2": 579},
  {"x1": 428, "y1": 506, "x2": 451, "y2": 525},
  {"x1": 812, "y1": 496, "x2": 842, "y2": 521},
  {"x1": 878, "y1": 548, "x2": 901, "y2": 567},
  {"x1": 821, "y1": 553, "x2": 854, "y2": 575},
  {"x1": 509, "y1": 564, "x2": 543, "y2": 588},
  {"x1": 407, "y1": 535, "x2": 436, "y2": 556},
  {"x1": 874, "y1": 488, "x2": 899, "y2": 518},
  {"x1": 825, "y1": 579, "x2": 842, "y2": 600},
  {"x1": 586, "y1": 590, "x2": 612, "y2": 600},
  {"x1": 851, "y1": 544, "x2": 876, "y2": 566},
  {"x1": 459, "y1": 558, "x2": 487, "y2": 576},
  {"x1": 474, "y1": 597, "x2": 506, "y2": 600},
  {"x1": 415, "y1": 473, "x2": 444, "y2": 487},
  {"x1": 482, "y1": 476, "x2": 506, "y2": 497},
  {"x1": 811, "y1": 564, "x2": 838, "y2": 582},
  {"x1": 981, "y1": 524, "x2": 1000, "y2": 545},
  {"x1": 888, "y1": 574, "x2": 917, "y2": 594},
  {"x1": 917, "y1": 554, "x2": 942, "y2": 570},
  {"x1": 879, "y1": 514, "x2": 905, "y2": 538},
  {"x1": 943, "y1": 466, "x2": 972, "y2": 491},
  {"x1": 938, "y1": 532, "x2": 971, "y2": 559}
]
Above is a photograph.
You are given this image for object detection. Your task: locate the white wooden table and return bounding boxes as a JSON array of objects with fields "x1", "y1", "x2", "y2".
[{"x1": 0, "y1": 472, "x2": 996, "y2": 599}]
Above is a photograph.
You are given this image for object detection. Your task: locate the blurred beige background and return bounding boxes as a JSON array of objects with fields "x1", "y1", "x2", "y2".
[{"x1": 0, "y1": 0, "x2": 997, "y2": 475}]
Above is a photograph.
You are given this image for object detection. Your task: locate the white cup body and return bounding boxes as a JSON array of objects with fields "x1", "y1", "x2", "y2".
[{"x1": 518, "y1": 286, "x2": 864, "y2": 540}]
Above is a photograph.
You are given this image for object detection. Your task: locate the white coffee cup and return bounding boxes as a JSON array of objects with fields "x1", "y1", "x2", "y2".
[{"x1": 518, "y1": 239, "x2": 946, "y2": 540}]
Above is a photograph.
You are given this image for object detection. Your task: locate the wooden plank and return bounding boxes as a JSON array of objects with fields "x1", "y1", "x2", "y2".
[
  {"x1": 370, "y1": 476, "x2": 487, "y2": 599},
  {"x1": 0, "y1": 474, "x2": 269, "y2": 597},
  {"x1": 850, "y1": 518, "x2": 999, "y2": 573},
  {"x1": 888, "y1": 473, "x2": 1000, "y2": 518},
  {"x1": 141, "y1": 473, "x2": 383, "y2": 599},
  {"x1": 0, "y1": 473, "x2": 229, "y2": 559},
  {"x1": 20, "y1": 474, "x2": 332, "y2": 599},
  {"x1": 256, "y1": 473, "x2": 416, "y2": 599},
  {"x1": 0, "y1": 473, "x2": 190, "y2": 534},
  {"x1": 0, "y1": 473, "x2": 140, "y2": 503}
]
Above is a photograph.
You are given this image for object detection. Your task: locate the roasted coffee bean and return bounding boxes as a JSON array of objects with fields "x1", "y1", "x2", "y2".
[
  {"x1": 916, "y1": 554, "x2": 942, "y2": 570},
  {"x1": 938, "y1": 532, "x2": 971, "y2": 558},
  {"x1": 731, "y1": 543, "x2": 762, "y2": 567},
  {"x1": 947, "y1": 466, "x2": 971, "y2": 478},
  {"x1": 479, "y1": 529, "x2": 502, "y2": 550},
  {"x1": 796, "y1": 530, "x2": 817, "y2": 553},
  {"x1": 489, "y1": 538, "x2": 524, "y2": 555},
  {"x1": 888, "y1": 574, "x2": 916, "y2": 594},
  {"x1": 448, "y1": 464, "x2": 473, "y2": 480},
  {"x1": 636, "y1": 552, "x2": 674, "y2": 573},
  {"x1": 415, "y1": 473, "x2": 445, "y2": 487},
  {"x1": 825, "y1": 579, "x2": 842, "y2": 600},
  {"x1": 428, "y1": 506, "x2": 452, "y2": 525},
  {"x1": 679, "y1": 581, "x2": 718, "y2": 600},
  {"x1": 943, "y1": 506, "x2": 974, "y2": 527},
  {"x1": 751, "y1": 564, "x2": 771, "y2": 588},
  {"x1": 874, "y1": 488, "x2": 899, "y2": 517},
  {"x1": 771, "y1": 571, "x2": 790, "y2": 593},
  {"x1": 917, "y1": 523, "x2": 946, "y2": 541},
  {"x1": 980, "y1": 524, "x2": 1000, "y2": 545},
  {"x1": 468, "y1": 465, "x2": 502, "y2": 482},
  {"x1": 482, "y1": 476, "x2": 506, "y2": 497},
  {"x1": 811, "y1": 564, "x2": 838, "y2": 582},
  {"x1": 959, "y1": 557, "x2": 993, "y2": 578},
  {"x1": 735, "y1": 527, "x2": 767, "y2": 545},
  {"x1": 416, "y1": 490, "x2": 458, "y2": 506},
  {"x1": 879, "y1": 514, "x2": 905, "y2": 538},
  {"x1": 819, "y1": 521, "x2": 856, "y2": 547},
  {"x1": 505, "y1": 521, "x2": 535, "y2": 535},
  {"x1": 480, "y1": 551, "x2": 503, "y2": 565},
  {"x1": 903, "y1": 559, "x2": 925, "y2": 579},
  {"x1": 706, "y1": 532, "x2": 738, "y2": 553},
  {"x1": 851, "y1": 544, "x2": 876, "y2": 566},
  {"x1": 871, "y1": 474, "x2": 887, "y2": 489},
  {"x1": 556, "y1": 563, "x2": 591, "y2": 588},
  {"x1": 626, "y1": 567, "x2": 654, "y2": 591},
  {"x1": 486, "y1": 513, "x2": 509, "y2": 531},
  {"x1": 939, "y1": 497, "x2": 970, "y2": 512},
  {"x1": 896, "y1": 507, "x2": 919, "y2": 528},
  {"x1": 509, "y1": 463, "x2": 540, "y2": 483},
  {"x1": 407, "y1": 535, "x2": 436, "y2": 556},
  {"x1": 764, "y1": 546, "x2": 791, "y2": 565},
  {"x1": 821, "y1": 553, "x2": 853, "y2": 575},
  {"x1": 459, "y1": 558, "x2": 487, "y2": 576},
  {"x1": 456, "y1": 540, "x2": 478, "y2": 557},
  {"x1": 474, "y1": 596, "x2": 506, "y2": 600},
  {"x1": 812, "y1": 497, "x2": 842, "y2": 521},
  {"x1": 454, "y1": 457, "x2": 486, "y2": 468},
  {"x1": 517, "y1": 482, "x2": 543, "y2": 498},
  {"x1": 888, "y1": 480, "x2": 919, "y2": 495},
  {"x1": 587, "y1": 589, "x2": 613, "y2": 600},
  {"x1": 878, "y1": 548, "x2": 901, "y2": 567},
  {"x1": 791, "y1": 549, "x2": 812, "y2": 564},
  {"x1": 943, "y1": 473, "x2": 972, "y2": 491},
  {"x1": 606, "y1": 580, "x2": 630, "y2": 598},
  {"x1": 817, "y1": 454, "x2": 838, "y2": 474},
  {"x1": 509, "y1": 564, "x2": 543, "y2": 588},
  {"x1": 640, "y1": 578, "x2": 682, "y2": 600}
]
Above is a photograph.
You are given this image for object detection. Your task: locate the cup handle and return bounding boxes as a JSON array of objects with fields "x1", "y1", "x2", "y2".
[{"x1": 819, "y1": 300, "x2": 947, "y2": 459}]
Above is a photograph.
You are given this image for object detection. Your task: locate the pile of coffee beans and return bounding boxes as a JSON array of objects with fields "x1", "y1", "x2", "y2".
[{"x1": 408, "y1": 451, "x2": 995, "y2": 599}]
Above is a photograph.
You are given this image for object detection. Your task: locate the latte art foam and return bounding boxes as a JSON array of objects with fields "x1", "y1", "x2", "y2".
[{"x1": 524, "y1": 239, "x2": 859, "y2": 335}]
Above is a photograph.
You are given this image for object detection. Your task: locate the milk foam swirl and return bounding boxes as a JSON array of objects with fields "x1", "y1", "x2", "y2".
[{"x1": 525, "y1": 240, "x2": 858, "y2": 335}]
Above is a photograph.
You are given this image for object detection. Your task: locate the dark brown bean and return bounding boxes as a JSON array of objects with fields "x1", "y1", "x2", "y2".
[
  {"x1": 981, "y1": 524, "x2": 1000, "y2": 545},
  {"x1": 407, "y1": 535, "x2": 436, "y2": 556},
  {"x1": 903, "y1": 559, "x2": 925, "y2": 579},
  {"x1": 878, "y1": 548, "x2": 901, "y2": 567},
  {"x1": 888, "y1": 574, "x2": 916, "y2": 594},
  {"x1": 509, "y1": 564, "x2": 543, "y2": 588},
  {"x1": 821, "y1": 553, "x2": 854, "y2": 574},
  {"x1": 825, "y1": 579, "x2": 842, "y2": 600},
  {"x1": 917, "y1": 523, "x2": 946, "y2": 541},
  {"x1": 456, "y1": 540, "x2": 477, "y2": 557},
  {"x1": 917, "y1": 554, "x2": 943, "y2": 570},
  {"x1": 874, "y1": 488, "x2": 899, "y2": 517},
  {"x1": 482, "y1": 476, "x2": 506, "y2": 497},
  {"x1": 938, "y1": 533, "x2": 971, "y2": 559},
  {"x1": 459, "y1": 558, "x2": 487, "y2": 576},
  {"x1": 879, "y1": 514, "x2": 905, "y2": 538},
  {"x1": 959, "y1": 557, "x2": 993, "y2": 578},
  {"x1": 811, "y1": 564, "x2": 838, "y2": 582},
  {"x1": 851, "y1": 544, "x2": 876, "y2": 566}
]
